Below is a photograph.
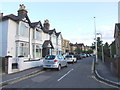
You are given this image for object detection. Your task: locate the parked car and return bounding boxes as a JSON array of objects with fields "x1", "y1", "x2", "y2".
[
  {"x1": 43, "y1": 55, "x2": 67, "y2": 71},
  {"x1": 65, "y1": 55, "x2": 77, "y2": 63},
  {"x1": 74, "y1": 54, "x2": 81, "y2": 60}
]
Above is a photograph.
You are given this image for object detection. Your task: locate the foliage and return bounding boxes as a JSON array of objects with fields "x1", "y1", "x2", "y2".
[
  {"x1": 103, "y1": 42, "x2": 110, "y2": 57},
  {"x1": 74, "y1": 47, "x2": 82, "y2": 54}
]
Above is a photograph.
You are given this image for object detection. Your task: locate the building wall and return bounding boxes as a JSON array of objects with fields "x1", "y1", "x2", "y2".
[
  {"x1": 57, "y1": 34, "x2": 62, "y2": 55},
  {"x1": 0, "y1": 20, "x2": 9, "y2": 57},
  {"x1": 118, "y1": 1, "x2": 120, "y2": 23},
  {"x1": 1, "y1": 18, "x2": 63, "y2": 58},
  {"x1": 62, "y1": 39, "x2": 70, "y2": 55},
  {"x1": 115, "y1": 25, "x2": 120, "y2": 57},
  {"x1": 7, "y1": 19, "x2": 18, "y2": 58},
  {"x1": 116, "y1": 36, "x2": 120, "y2": 57}
]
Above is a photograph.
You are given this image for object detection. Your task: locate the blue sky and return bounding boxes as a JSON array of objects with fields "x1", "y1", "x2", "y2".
[{"x1": 0, "y1": 1, "x2": 118, "y2": 46}]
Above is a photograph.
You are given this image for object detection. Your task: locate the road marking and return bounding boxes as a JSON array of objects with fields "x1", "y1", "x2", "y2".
[
  {"x1": 91, "y1": 75, "x2": 119, "y2": 88},
  {"x1": 91, "y1": 59, "x2": 95, "y2": 74},
  {"x1": 57, "y1": 69, "x2": 74, "y2": 82},
  {"x1": 1, "y1": 71, "x2": 46, "y2": 88}
]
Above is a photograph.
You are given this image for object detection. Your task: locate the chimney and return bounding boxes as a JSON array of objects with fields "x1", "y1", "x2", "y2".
[
  {"x1": 43, "y1": 19, "x2": 50, "y2": 30},
  {"x1": 0, "y1": 13, "x2": 3, "y2": 17},
  {"x1": 18, "y1": 4, "x2": 28, "y2": 16}
]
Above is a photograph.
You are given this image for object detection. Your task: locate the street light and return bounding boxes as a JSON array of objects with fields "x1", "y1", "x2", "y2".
[
  {"x1": 94, "y1": 17, "x2": 98, "y2": 63},
  {"x1": 96, "y1": 33, "x2": 104, "y2": 63}
]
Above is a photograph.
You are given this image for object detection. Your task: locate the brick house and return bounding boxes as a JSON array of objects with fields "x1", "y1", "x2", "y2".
[
  {"x1": 62, "y1": 39, "x2": 70, "y2": 55},
  {"x1": 114, "y1": 23, "x2": 120, "y2": 76}
]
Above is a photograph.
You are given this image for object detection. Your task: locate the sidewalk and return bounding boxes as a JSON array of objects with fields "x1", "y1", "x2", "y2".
[
  {"x1": 95, "y1": 59, "x2": 120, "y2": 87},
  {"x1": 0, "y1": 66, "x2": 43, "y2": 84}
]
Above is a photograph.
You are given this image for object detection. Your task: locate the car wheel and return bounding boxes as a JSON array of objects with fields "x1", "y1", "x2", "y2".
[
  {"x1": 65, "y1": 63, "x2": 68, "y2": 67},
  {"x1": 57, "y1": 65, "x2": 61, "y2": 71},
  {"x1": 43, "y1": 68, "x2": 47, "y2": 70},
  {"x1": 72, "y1": 60, "x2": 74, "y2": 64}
]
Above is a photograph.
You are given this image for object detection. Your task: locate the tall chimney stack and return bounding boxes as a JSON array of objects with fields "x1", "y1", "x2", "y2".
[
  {"x1": 43, "y1": 19, "x2": 50, "y2": 30},
  {"x1": 0, "y1": 13, "x2": 3, "y2": 17},
  {"x1": 18, "y1": 4, "x2": 28, "y2": 16}
]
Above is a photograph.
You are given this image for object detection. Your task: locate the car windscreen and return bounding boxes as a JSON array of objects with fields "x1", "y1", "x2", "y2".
[
  {"x1": 65, "y1": 55, "x2": 72, "y2": 58},
  {"x1": 45, "y1": 55, "x2": 55, "y2": 60}
]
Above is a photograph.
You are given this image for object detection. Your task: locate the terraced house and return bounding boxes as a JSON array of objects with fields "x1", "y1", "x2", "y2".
[{"x1": 0, "y1": 4, "x2": 63, "y2": 59}]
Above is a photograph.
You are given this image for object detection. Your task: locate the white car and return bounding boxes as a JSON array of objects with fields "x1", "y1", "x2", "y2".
[
  {"x1": 43, "y1": 55, "x2": 68, "y2": 71},
  {"x1": 65, "y1": 55, "x2": 77, "y2": 63}
]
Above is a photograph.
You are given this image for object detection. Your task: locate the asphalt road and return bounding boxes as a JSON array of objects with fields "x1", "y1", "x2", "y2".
[{"x1": 2, "y1": 57, "x2": 116, "y2": 88}]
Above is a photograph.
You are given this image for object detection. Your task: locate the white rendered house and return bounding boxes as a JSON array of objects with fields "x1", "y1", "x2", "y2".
[{"x1": 0, "y1": 4, "x2": 63, "y2": 59}]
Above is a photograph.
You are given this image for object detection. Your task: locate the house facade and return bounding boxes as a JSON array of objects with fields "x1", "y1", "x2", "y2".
[
  {"x1": 118, "y1": 1, "x2": 120, "y2": 23},
  {"x1": 62, "y1": 39, "x2": 70, "y2": 55},
  {"x1": 114, "y1": 23, "x2": 120, "y2": 57},
  {"x1": 0, "y1": 4, "x2": 63, "y2": 59}
]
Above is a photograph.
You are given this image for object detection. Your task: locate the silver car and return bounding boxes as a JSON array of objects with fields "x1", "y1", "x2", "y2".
[
  {"x1": 43, "y1": 55, "x2": 68, "y2": 71},
  {"x1": 65, "y1": 55, "x2": 77, "y2": 63}
]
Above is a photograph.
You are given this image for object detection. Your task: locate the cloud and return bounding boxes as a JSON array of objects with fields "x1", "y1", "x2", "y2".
[
  {"x1": 63, "y1": 25, "x2": 115, "y2": 46},
  {"x1": 97, "y1": 25, "x2": 115, "y2": 43}
]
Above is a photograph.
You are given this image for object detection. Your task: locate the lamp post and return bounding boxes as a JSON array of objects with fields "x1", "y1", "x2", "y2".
[
  {"x1": 96, "y1": 33, "x2": 104, "y2": 63},
  {"x1": 94, "y1": 17, "x2": 98, "y2": 63}
]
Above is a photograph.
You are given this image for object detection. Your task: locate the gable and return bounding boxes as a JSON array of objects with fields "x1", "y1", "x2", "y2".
[{"x1": 114, "y1": 23, "x2": 120, "y2": 38}]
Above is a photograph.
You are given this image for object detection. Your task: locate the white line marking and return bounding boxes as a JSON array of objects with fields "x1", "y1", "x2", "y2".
[
  {"x1": 57, "y1": 69, "x2": 74, "y2": 82},
  {"x1": 91, "y1": 59, "x2": 94, "y2": 73}
]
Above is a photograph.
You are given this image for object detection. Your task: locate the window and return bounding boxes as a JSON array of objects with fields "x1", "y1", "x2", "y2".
[
  {"x1": 45, "y1": 55, "x2": 55, "y2": 60},
  {"x1": 19, "y1": 42, "x2": 29, "y2": 57},
  {"x1": 36, "y1": 31, "x2": 41, "y2": 40},
  {"x1": 19, "y1": 22, "x2": 29, "y2": 37}
]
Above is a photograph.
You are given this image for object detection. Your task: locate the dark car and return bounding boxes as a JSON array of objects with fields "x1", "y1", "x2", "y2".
[{"x1": 74, "y1": 54, "x2": 81, "y2": 60}]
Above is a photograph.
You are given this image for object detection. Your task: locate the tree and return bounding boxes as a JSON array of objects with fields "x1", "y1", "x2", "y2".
[
  {"x1": 91, "y1": 37, "x2": 103, "y2": 59},
  {"x1": 103, "y1": 42, "x2": 110, "y2": 57},
  {"x1": 75, "y1": 47, "x2": 82, "y2": 54}
]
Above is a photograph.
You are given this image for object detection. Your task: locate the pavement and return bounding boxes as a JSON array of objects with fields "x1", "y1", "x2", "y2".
[
  {"x1": 1, "y1": 57, "x2": 115, "y2": 88},
  {"x1": 0, "y1": 66, "x2": 43, "y2": 85},
  {"x1": 0, "y1": 57, "x2": 120, "y2": 88},
  {"x1": 94, "y1": 58, "x2": 120, "y2": 87}
]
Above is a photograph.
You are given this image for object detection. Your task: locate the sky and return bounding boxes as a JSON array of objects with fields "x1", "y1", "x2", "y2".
[{"x1": 0, "y1": 1, "x2": 119, "y2": 46}]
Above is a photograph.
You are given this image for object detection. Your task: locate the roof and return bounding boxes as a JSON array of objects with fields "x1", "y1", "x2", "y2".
[
  {"x1": 114, "y1": 23, "x2": 120, "y2": 37},
  {"x1": 56, "y1": 32, "x2": 61, "y2": 37},
  {"x1": 116, "y1": 23, "x2": 120, "y2": 31},
  {"x1": 31, "y1": 21, "x2": 43, "y2": 29},
  {"x1": 77, "y1": 43, "x2": 84, "y2": 46},
  {"x1": 1, "y1": 14, "x2": 18, "y2": 21},
  {"x1": 48, "y1": 29, "x2": 56, "y2": 35},
  {"x1": 42, "y1": 40, "x2": 54, "y2": 49},
  {"x1": 1, "y1": 11, "x2": 61, "y2": 37},
  {"x1": 1, "y1": 14, "x2": 31, "y2": 26}
]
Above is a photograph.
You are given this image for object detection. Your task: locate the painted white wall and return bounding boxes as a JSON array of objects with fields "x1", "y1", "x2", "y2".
[
  {"x1": 7, "y1": 57, "x2": 14, "y2": 74},
  {"x1": 0, "y1": 20, "x2": 8, "y2": 57},
  {"x1": 42, "y1": 32, "x2": 49, "y2": 43},
  {"x1": 18, "y1": 58, "x2": 43, "y2": 71},
  {"x1": 7, "y1": 19, "x2": 18, "y2": 58}
]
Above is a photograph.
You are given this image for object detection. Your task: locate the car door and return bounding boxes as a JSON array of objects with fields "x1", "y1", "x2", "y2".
[{"x1": 61, "y1": 55, "x2": 67, "y2": 66}]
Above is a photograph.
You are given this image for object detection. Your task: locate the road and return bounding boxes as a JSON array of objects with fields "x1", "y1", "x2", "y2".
[{"x1": 2, "y1": 57, "x2": 115, "y2": 88}]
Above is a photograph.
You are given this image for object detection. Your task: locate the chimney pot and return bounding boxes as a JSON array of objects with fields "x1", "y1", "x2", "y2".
[{"x1": 0, "y1": 13, "x2": 3, "y2": 17}]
